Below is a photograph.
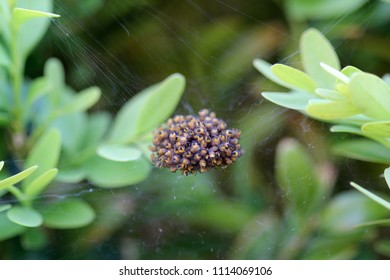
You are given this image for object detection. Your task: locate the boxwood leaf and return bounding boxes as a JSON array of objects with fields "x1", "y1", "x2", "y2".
[
  {"x1": 321, "y1": 190, "x2": 389, "y2": 233},
  {"x1": 306, "y1": 99, "x2": 360, "y2": 120},
  {"x1": 262, "y1": 91, "x2": 314, "y2": 111},
  {"x1": 253, "y1": 59, "x2": 291, "y2": 89},
  {"x1": 350, "y1": 182, "x2": 390, "y2": 210},
  {"x1": 108, "y1": 73, "x2": 185, "y2": 143},
  {"x1": 21, "y1": 227, "x2": 47, "y2": 251},
  {"x1": 362, "y1": 121, "x2": 390, "y2": 138},
  {"x1": 24, "y1": 168, "x2": 58, "y2": 200},
  {"x1": 275, "y1": 138, "x2": 321, "y2": 215},
  {"x1": 40, "y1": 199, "x2": 95, "y2": 229},
  {"x1": 0, "y1": 165, "x2": 37, "y2": 191},
  {"x1": 85, "y1": 155, "x2": 151, "y2": 188},
  {"x1": 60, "y1": 86, "x2": 101, "y2": 115},
  {"x1": 0, "y1": 204, "x2": 11, "y2": 213},
  {"x1": 23, "y1": 128, "x2": 61, "y2": 187},
  {"x1": 385, "y1": 167, "x2": 390, "y2": 189},
  {"x1": 332, "y1": 139, "x2": 390, "y2": 165},
  {"x1": 7, "y1": 206, "x2": 43, "y2": 227},
  {"x1": 13, "y1": 1, "x2": 59, "y2": 58},
  {"x1": 300, "y1": 28, "x2": 340, "y2": 88},
  {"x1": 97, "y1": 144, "x2": 142, "y2": 162},
  {"x1": 0, "y1": 213, "x2": 26, "y2": 241},
  {"x1": 349, "y1": 73, "x2": 390, "y2": 119},
  {"x1": 271, "y1": 64, "x2": 317, "y2": 93}
]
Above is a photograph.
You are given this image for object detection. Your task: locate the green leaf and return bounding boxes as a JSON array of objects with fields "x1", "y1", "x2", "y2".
[
  {"x1": 321, "y1": 190, "x2": 389, "y2": 233},
  {"x1": 82, "y1": 112, "x2": 111, "y2": 147},
  {"x1": 108, "y1": 73, "x2": 185, "y2": 143},
  {"x1": 306, "y1": 99, "x2": 360, "y2": 120},
  {"x1": 350, "y1": 182, "x2": 390, "y2": 210},
  {"x1": 315, "y1": 88, "x2": 348, "y2": 101},
  {"x1": 23, "y1": 128, "x2": 61, "y2": 187},
  {"x1": 385, "y1": 167, "x2": 390, "y2": 189},
  {"x1": 320, "y1": 62, "x2": 349, "y2": 83},
  {"x1": 253, "y1": 59, "x2": 291, "y2": 89},
  {"x1": 349, "y1": 73, "x2": 390, "y2": 119},
  {"x1": 0, "y1": 212, "x2": 26, "y2": 241},
  {"x1": 332, "y1": 139, "x2": 390, "y2": 165},
  {"x1": 0, "y1": 160, "x2": 4, "y2": 171},
  {"x1": 21, "y1": 227, "x2": 47, "y2": 250},
  {"x1": 26, "y1": 77, "x2": 48, "y2": 105},
  {"x1": 375, "y1": 239, "x2": 390, "y2": 257},
  {"x1": 7, "y1": 206, "x2": 43, "y2": 227},
  {"x1": 59, "y1": 86, "x2": 101, "y2": 115},
  {"x1": 262, "y1": 91, "x2": 314, "y2": 111},
  {"x1": 13, "y1": 1, "x2": 60, "y2": 58},
  {"x1": 0, "y1": 204, "x2": 12, "y2": 213},
  {"x1": 44, "y1": 58, "x2": 64, "y2": 106},
  {"x1": 275, "y1": 138, "x2": 321, "y2": 215},
  {"x1": 300, "y1": 28, "x2": 340, "y2": 88},
  {"x1": 85, "y1": 155, "x2": 151, "y2": 188},
  {"x1": 341, "y1": 66, "x2": 362, "y2": 77},
  {"x1": 40, "y1": 199, "x2": 95, "y2": 229},
  {"x1": 97, "y1": 144, "x2": 142, "y2": 162},
  {"x1": 56, "y1": 167, "x2": 86, "y2": 184},
  {"x1": 0, "y1": 165, "x2": 37, "y2": 191},
  {"x1": 271, "y1": 64, "x2": 317, "y2": 93},
  {"x1": 24, "y1": 168, "x2": 58, "y2": 200},
  {"x1": 286, "y1": 0, "x2": 368, "y2": 20},
  {"x1": 0, "y1": 43, "x2": 11, "y2": 67},
  {"x1": 330, "y1": 125, "x2": 363, "y2": 135},
  {"x1": 362, "y1": 121, "x2": 390, "y2": 139}
]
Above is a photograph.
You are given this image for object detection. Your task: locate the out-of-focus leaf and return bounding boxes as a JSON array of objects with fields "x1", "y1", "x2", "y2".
[
  {"x1": 12, "y1": 8, "x2": 59, "y2": 29},
  {"x1": 23, "y1": 128, "x2": 61, "y2": 187},
  {"x1": 0, "y1": 43, "x2": 10, "y2": 67},
  {"x1": 23, "y1": 168, "x2": 58, "y2": 200},
  {"x1": 59, "y1": 86, "x2": 101, "y2": 115},
  {"x1": 349, "y1": 73, "x2": 390, "y2": 119},
  {"x1": 0, "y1": 161, "x2": 4, "y2": 171},
  {"x1": 332, "y1": 139, "x2": 390, "y2": 165},
  {"x1": 0, "y1": 212, "x2": 26, "y2": 241},
  {"x1": 52, "y1": 113, "x2": 87, "y2": 154},
  {"x1": 230, "y1": 213, "x2": 281, "y2": 259},
  {"x1": 21, "y1": 227, "x2": 47, "y2": 250},
  {"x1": 82, "y1": 112, "x2": 111, "y2": 147},
  {"x1": 40, "y1": 199, "x2": 95, "y2": 229},
  {"x1": 97, "y1": 144, "x2": 142, "y2": 162},
  {"x1": 362, "y1": 121, "x2": 390, "y2": 138},
  {"x1": 0, "y1": 165, "x2": 37, "y2": 191},
  {"x1": 85, "y1": 155, "x2": 151, "y2": 188},
  {"x1": 350, "y1": 182, "x2": 390, "y2": 210},
  {"x1": 300, "y1": 28, "x2": 340, "y2": 88},
  {"x1": 26, "y1": 77, "x2": 48, "y2": 105},
  {"x1": 56, "y1": 167, "x2": 86, "y2": 184},
  {"x1": 14, "y1": 0, "x2": 59, "y2": 58},
  {"x1": 321, "y1": 190, "x2": 389, "y2": 233},
  {"x1": 0, "y1": 204, "x2": 11, "y2": 213},
  {"x1": 320, "y1": 63, "x2": 349, "y2": 83},
  {"x1": 306, "y1": 99, "x2": 359, "y2": 120},
  {"x1": 276, "y1": 138, "x2": 321, "y2": 215},
  {"x1": 374, "y1": 239, "x2": 390, "y2": 257},
  {"x1": 262, "y1": 91, "x2": 313, "y2": 111},
  {"x1": 44, "y1": 58, "x2": 64, "y2": 106},
  {"x1": 108, "y1": 73, "x2": 185, "y2": 143},
  {"x1": 286, "y1": 0, "x2": 368, "y2": 20},
  {"x1": 383, "y1": 74, "x2": 390, "y2": 87},
  {"x1": 330, "y1": 125, "x2": 363, "y2": 135},
  {"x1": 271, "y1": 64, "x2": 317, "y2": 93},
  {"x1": 302, "y1": 236, "x2": 357, "y2": 259},
  {"x1": 7, "y1": 206, "x2": 43, "y2": 227}
]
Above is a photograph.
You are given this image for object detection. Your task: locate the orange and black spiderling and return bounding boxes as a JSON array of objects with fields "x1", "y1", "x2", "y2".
[{"x1": 150, "y1": 109, "x2": 243, "y2": 175}]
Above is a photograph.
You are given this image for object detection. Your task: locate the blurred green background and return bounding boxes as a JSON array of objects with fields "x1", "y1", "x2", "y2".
[{"x1": 4, "y1": 0, "x2": 390, "y2": 259}]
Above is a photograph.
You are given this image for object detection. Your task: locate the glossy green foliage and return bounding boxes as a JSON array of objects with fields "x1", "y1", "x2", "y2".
[
  {"x1": 255, "y1": 28, "x2": 390, "y2": 215},
  {"x1": 0, "y1": 0, "x2": 185, "y2": 249}
]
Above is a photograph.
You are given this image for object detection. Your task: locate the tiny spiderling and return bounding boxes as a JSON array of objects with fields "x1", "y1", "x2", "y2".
[{"x1": 150, "y1": 109, "x2": 243, "y2": 175}]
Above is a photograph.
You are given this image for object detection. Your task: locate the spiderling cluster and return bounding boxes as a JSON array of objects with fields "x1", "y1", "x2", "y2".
[{"x1": 150, "y1": 109, "x2": 242, "y2": 175}]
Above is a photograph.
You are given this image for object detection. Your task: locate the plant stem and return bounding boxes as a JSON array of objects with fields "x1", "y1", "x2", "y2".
[{"x1": 6, "y1": 185, "x2": 28, "y2": 206}]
